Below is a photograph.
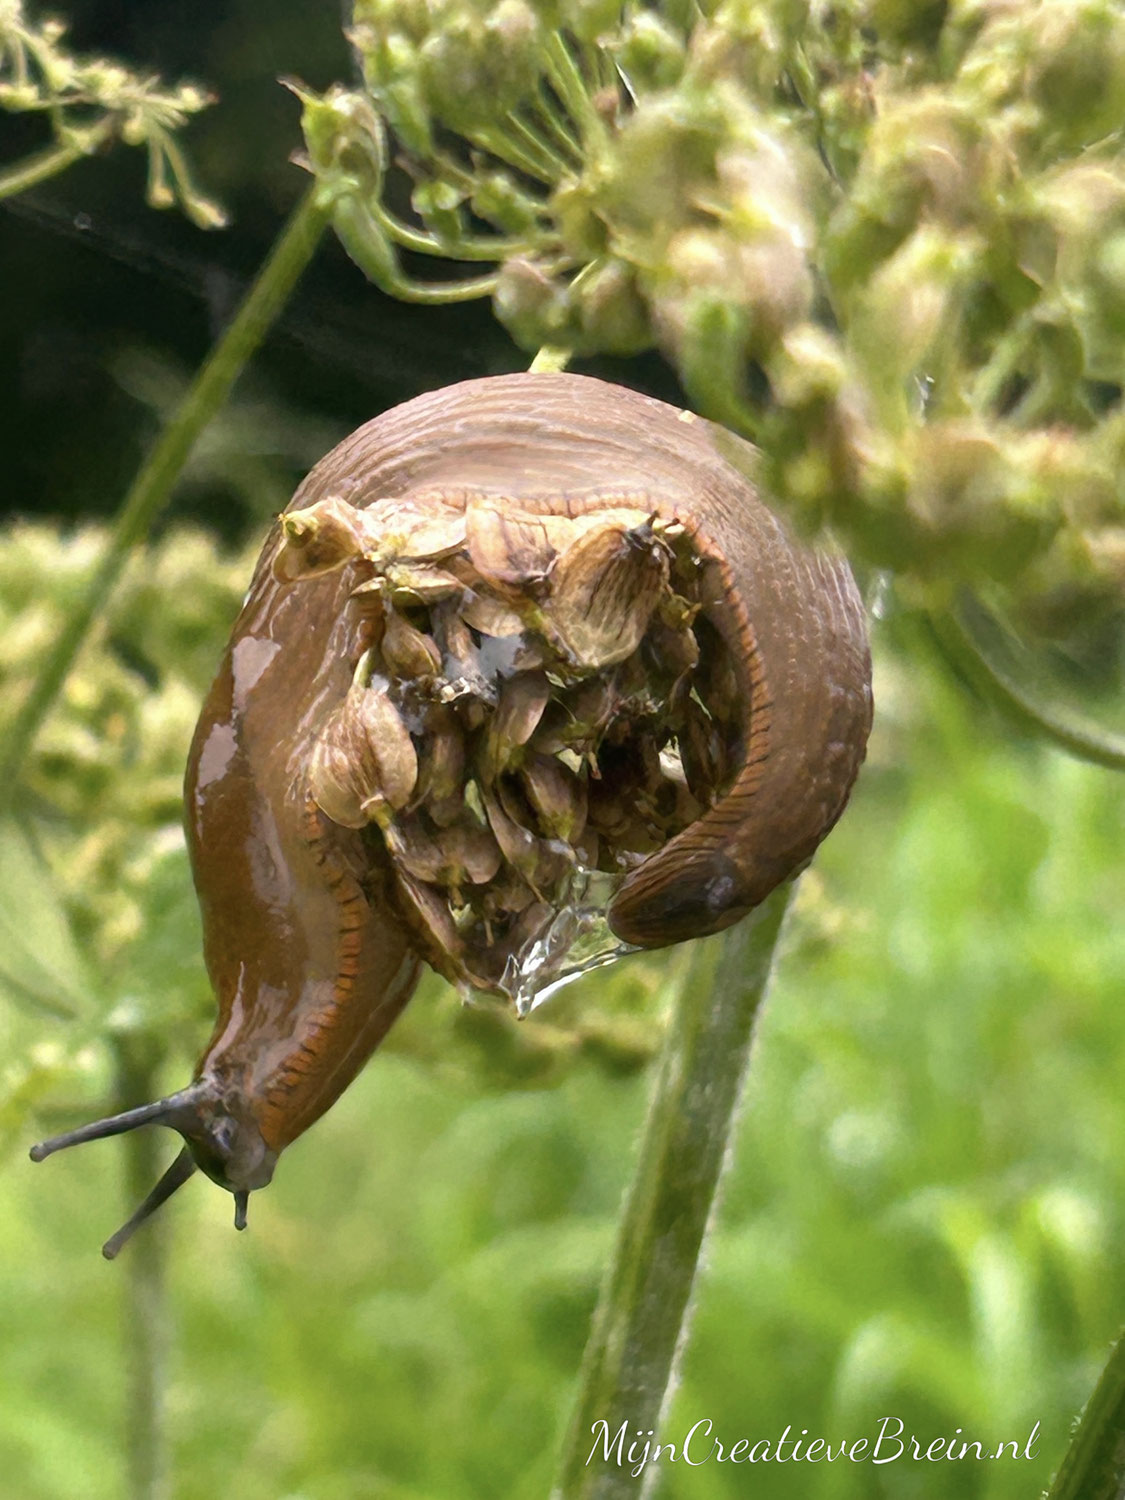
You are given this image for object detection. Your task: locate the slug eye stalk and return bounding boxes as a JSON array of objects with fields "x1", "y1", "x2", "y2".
[{"x1": 29, "y1": 1081, "x2": 275, "y2": 1254}]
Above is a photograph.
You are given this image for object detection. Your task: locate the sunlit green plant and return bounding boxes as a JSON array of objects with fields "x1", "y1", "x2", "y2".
[{"x1": 1, "y1": 4, "x2": 1123, "y2": 1499}]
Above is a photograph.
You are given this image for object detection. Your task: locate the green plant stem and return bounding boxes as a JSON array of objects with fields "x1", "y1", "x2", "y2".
[
  {"x1": 0, "y1": 140, "x2": 80, "y2": 199},
  {"x1": 931, "y1": 601, "x2": 1125, "y2": 772},
  {"x1": 114, "y1": 1039, "x2": 171, "y2": 1500},
  {"x1": 543, "y1": 34, "x2": 608, "y2": 153},
  {"x1": 505, "y1": 111, "x2": 570, "y2": 178},
  {"x1": 373, "y1": 200, "x2": 544, "y2": 261},
  {"x1": 532, "y1": 87, "x2": 583, "y2": 164},
  {"x1": 0, "y1": 184, "x2": 329, "y2": 806},
  {"x1": 469, "y1": 124, "x2": 558, "y2": 184},
  {"x1": 550, "y1": 884, "x2": 794, "y2": 1500},
  {"x1": 1045, "y1": 1329, "x2": 1125, "y2": 1500},
  {"x1": 530, "y1": 345, "x2": 573, "y2": 372}
]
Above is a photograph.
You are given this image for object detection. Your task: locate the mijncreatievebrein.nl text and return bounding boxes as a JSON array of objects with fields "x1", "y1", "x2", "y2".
[{"x1": 586, "y1": 1416, "x2": 1042, "y2": 1479}]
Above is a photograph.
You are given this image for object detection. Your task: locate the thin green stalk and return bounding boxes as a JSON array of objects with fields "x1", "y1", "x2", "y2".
[
  {"x1": 0, "y1": 132, "x2": 104, "y2": 199},
  {"x1": 1044, "y1": 1329, "x2": 1125, "y2": 1500},
  {"x1": 530, "y1": 345, "x2": 573, "y2": 372},
  {"x1": 931, "y1": 602, "x2": 1125, "y2": 772},
  {"x1": 114, "y1": 1038, "x2": 172, "y2": 1500},
  {"x1": 532, "y1": 87, "x2": 584, "y2": 165},
  {"x1": 543, "y1": 34, "x2": 608, "y2": 152},
  {"x1": 550, "y1": 884, "x2": 795, "y2": 1500},
  {"x1": 468, "y1": 124, "x2": 559, "y2": 184},
  {"x1": 505, "y1": 111, "x2": 570, "y2": 179},
  {"x1": 0, "y1": 184, "x2": 330, "y2": 806},
  {"x1": 372, "y1": 200, "x2": 545, "y2": 261}
]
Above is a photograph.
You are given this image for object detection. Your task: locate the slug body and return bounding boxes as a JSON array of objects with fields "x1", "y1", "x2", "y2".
[{"x1": 29, "y1": 373, "x2": 871, "y2": 1252}]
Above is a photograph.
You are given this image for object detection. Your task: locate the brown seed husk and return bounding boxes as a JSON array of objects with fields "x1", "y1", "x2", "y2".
[
  {"x1": 308, "y1": 684, "x2": 418, "y2": 829},
  {"x1": 382, "y1": 608, "x2": 443, "y2": 681},
  {"x1": 412, "y1": 705, "x2": 465, "y2": 805},
  {"x1": 275, "y1": 497, "x2": 371, "y2": 581},
  {"x1": 460, "y1": 592, "x2": 525, "y2": 637},
  {"x1": 384, "y1": 564, "x2": 465, "y2": 605},
  {"x1": 521, "y1": 752, "x2": 587, "y2": 843},
  {"x1": 464, "y1": 501, "x2": 559, "y2": 594},
  {"x1": 284, "y1": 487, "x2": 740, "y2": 998},
  {"x1": 547, "y1": 520, "x2": 671, "y2": 669},
  {"x1": 386, "y1": 815, "x2": 503, "y2": 891},
  {"x1": 482, "y1": 671, "x2": 551, "y2": 774},
  {"x1": 482, "y1": 782, "x2": 571, "y2": 895},
  {"x1": 363, "y1": 498, "x2": 466, "y2": 564}
]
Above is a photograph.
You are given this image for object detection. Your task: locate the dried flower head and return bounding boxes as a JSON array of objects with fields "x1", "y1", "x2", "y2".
[{"x1": 285, "y1": 492, "x2": 740, "y2": 1008}]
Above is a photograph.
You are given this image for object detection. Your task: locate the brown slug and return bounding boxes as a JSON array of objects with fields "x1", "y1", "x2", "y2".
[{"x1": 29, "y1": 372, "x2": 872, "y2": 1256}]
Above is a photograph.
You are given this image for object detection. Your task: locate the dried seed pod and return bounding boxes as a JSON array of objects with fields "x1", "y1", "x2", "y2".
[
  {"x1": 412, "y1": 705, "x2": 465, "y2": 805},
  {"x1": 308, "y1": 684, "x2": 418, "y2": 829},
  {"x1": 573, "y1": 825, "x2": 600, "y2": 871},
  {"x1": 520, "y1": 752, "x2": 587, "y2": 843},
  {"x1": 364, "y1": 498, "x2": 466, "y2": 564},
  {"x1": 644, "y1": 614, "x2": 700, "y2": 680},
  {"x1": 482, "y1": 670, "x2": 551, "y2": 774},
  {"x1": 384, "y1": 564, "x2": 465, "y2": 605},
  {"x1": 386, "y1": 816, "x2": 503, "y2": 892},
  {"x1": 691, "y1": 615, "x2": 739, "y2": 725},
  {"x1": 464, "y1": 500, "x2": 559, "y2": 594},
  {"x1": 459, "y1": 591, "x2": 526, "y2": 637},
  {"x1": 480, "y1": 870, "x2": 539, "y2": 922},
  {"x1": 482, "y1": 782, "x2": 571, "y2": 894},
  {"x1": 658, "y1": 590, "x2": 701, "y2": 632},
  {"x1": 546, "y1": 519, "x2": 671, "y2": 669},
  {"x1": 587, "y1": 740, "x2": 667, "y2": 854},
  {"x1": 434, "y1": 604, "x2": 495, "y2": 704},
  {"x1": 678, "y1": 697, "x2": 727, "y2": 802},
  {"x1": 382, "y1": 608, "x2": 443, "y2": 681},
  {"x1": 531, "y1": 677, "x2": 618, "y2": 755},
  {"x1": 393, "y1": 870, "x2": 467, "y2": 984},
  {"x1": 274, "y1": 497, "x2": 371, "y2": 581}
]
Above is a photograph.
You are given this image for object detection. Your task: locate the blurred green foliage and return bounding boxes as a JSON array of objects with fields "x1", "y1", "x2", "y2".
[
  {"x1": 0, "y1": 521, "x2": 1121, "y2": 1499},
  {"x1": 2, "y1": 2, "x2": 1124, "y2": 1496}
]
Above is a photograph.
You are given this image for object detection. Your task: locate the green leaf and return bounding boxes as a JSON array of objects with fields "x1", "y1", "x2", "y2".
[{"x1": 0, "y1": 817, "x2": 96, "y2": 1019}]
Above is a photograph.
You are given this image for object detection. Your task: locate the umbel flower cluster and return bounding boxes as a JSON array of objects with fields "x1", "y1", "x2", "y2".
[
  {"x1": 0, "y1": 0, "x2": 222, "y2": 224},
  {"x1": 298, "y1": 0, "x2": 1125, "y2": 641},
  {"x1": 275, "y1": 489, "x2": 739, "y2": 1007}
]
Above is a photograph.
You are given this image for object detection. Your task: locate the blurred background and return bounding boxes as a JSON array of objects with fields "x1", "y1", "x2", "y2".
[{"x1": 1, "y1": 3, "x2": 1123, "y2": 1499}]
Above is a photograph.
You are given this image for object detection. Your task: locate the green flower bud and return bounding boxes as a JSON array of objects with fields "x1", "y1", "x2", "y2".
[
  {"x1": 575, "y1": 260, "x2": 652, "y2": 356},
  {"x1": 298, "y1": 85, "x2": 386, "y2": 197},
  {"x1": 906, "y1": 423, "x2": 1062, "y2": 579},
  {"x1": 567, "y1": 0, "x2": 625, "y2": 45},
  {"x1": 826, "y1": 97, "x2": 993, "y2": 295},
  {"x1": 494, "y1": 258, "x2": 576, "y2": 351},
  {"x1": 351, "y1": 0, "x2": 431, "y2": 44},
  {"x1": 852, "y1": 225, "x2": 981, "y2": 398},
  {"x1": 419, "y1": 2, "x2": 543, "y2": 131},
  {"x1": 471, "y1": 171, "x2": 543, "y2": 236},
  {"x1": 1027, "y1": 0, "x2": 1125, "y2": 152},
  {"x1": 412, "y1": 179, "x2": 466, "y2": 244},
  {"x1": 551, "y1": 179, "x2": 610, "y2": 261},
  {"x1": 616, "y1": 12, "x2": 686, "y2": 92}
]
